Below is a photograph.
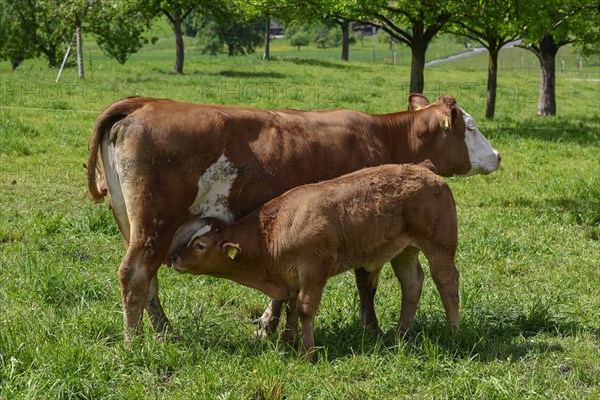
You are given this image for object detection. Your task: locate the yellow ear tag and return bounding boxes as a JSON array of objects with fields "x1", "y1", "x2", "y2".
[
  {"x1": 415, "y1": 106, "x2": 423, "y2": 111},
  {"x1": 444, "y1": 116, "x2": 449, "y2": 128},
  {"x1": 227, "y1": 244, "x2": 241, "y2": 260}
]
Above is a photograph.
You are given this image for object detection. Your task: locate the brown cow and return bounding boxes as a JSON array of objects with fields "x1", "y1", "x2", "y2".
[
  {"x1": 169, "y1": 164, "x2": 460, "y2": 360},
  {"x1": 87, "y1": 94, "x2": 500, "y2": 340}
]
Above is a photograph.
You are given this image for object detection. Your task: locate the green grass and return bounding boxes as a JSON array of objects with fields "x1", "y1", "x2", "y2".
[{"x1": 1, "y1": 26, "x2": 599, "y2": 399}]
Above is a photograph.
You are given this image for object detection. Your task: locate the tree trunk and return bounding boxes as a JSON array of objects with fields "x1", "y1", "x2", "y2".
[
  {"x1": 76, "y1": 23, "x2": 84, "y2": 79},
  {"x1": 11, "y1": 57, "x2": 24, "y2": 71},
  {"x1": 409, "y1": 40, "x2": 427, "y2": 93},
  {"x1": 173, "y1": 10, "x2": 185, "y2": 74},
  {"x1": 486, "y1": 47, "x2": 499, "y2": 119},
  {"x1": 341, "y1": 22, "x2": 350, "y2": 61},
  {"x1": 228, "y1": 43, "x2": 235, "y2": 57},
  {"x1": 263, "y1": 17, "x2": 270, "y2": 60},
  {"x1": 537, "y1": 35, "x2": 559, "y2": 116},
  {"x1": 47, "y1": 47, "x2": 57, "y2": 69}
]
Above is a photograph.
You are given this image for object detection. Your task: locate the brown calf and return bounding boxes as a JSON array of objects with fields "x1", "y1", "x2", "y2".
[{"x1": 170, "y1": 164, "x2": 459, "y2": 360}]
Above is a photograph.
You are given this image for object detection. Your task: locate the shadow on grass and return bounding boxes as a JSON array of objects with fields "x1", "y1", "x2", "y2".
[
  {"x1": 274, "y1": 56, "x2": 365, "y2": 70},
  {"x1": 215, "y1": 70, "x2": 286, "y2": 79},
  {"x1": 310, "y1": 298, "x2": 593, "y2": 363},
  {"x1": 495, "y1": 115, "x2": 599, "y2": 146},
  {"x1": 500, "y1": 194, "x2": 600, "y2": 240},
  {"x1": 168, "y1": 297, "x2": 595, "y2": 364}
]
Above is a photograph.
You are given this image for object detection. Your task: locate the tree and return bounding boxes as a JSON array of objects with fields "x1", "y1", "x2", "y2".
[
  {"x1": 146, "y1": 0, "x2": 196, "y2": 74},
  {"x1": 290, "y1": 31, "x2": 311, "y2": 50},
  {"x1": 1, "y1": 0, "x2": 155, "y2": 70},
  {"x1": 8, "y1": 0, "x2": 71, "y2": 68},
  {"x1": 0, "y1": 0, "x2": 38, "y2": 69},
  {"x1": 194, "y1": 2, "x2": 264, "y2": 56},
  {"x1": 362, "y1": 1, "x2": 453, "y2": 93},
  {"x1": 517, "y1": 1, "x2": 599, "y2": 116},
  {"x1": 89, "y1": 2, "x2": 156, "y2": 65},
  {"x1": 452, "y1": 0, "x2": 520, "y2": 119},
  {"x1": 256, "y1": 0, "x2": 359, "y2": 61}
]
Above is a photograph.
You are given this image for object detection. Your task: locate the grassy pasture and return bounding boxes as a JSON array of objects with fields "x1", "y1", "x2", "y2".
[{"x1": 1, "y1": 33, "x2": 599, "y2": 399}]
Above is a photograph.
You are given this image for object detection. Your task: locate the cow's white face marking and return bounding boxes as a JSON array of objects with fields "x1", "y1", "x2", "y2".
[
  {"x1": 189, "y1": 153, "x2": 238, "y2": 222},
  {"x1": 458, "y1": 106, "x2": 501, "y2": 176}
]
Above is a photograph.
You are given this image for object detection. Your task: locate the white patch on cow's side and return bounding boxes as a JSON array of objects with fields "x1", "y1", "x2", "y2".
[
  {"x1": 189, "y1": 153, "x2": 238, "y2": 222},
  {"x1": 457, "y1": 106, "x2": 501, "y2": 176},
  {"x1": 100, "y1": 131, "x2": 131, "y2": 241}
]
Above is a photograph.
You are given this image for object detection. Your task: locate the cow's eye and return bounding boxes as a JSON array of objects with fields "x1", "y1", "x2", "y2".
[
  {"x1": 196, "y1": 242, "x2": 206, "y2": 251},
  {"x1": 467, "y1": 125, "x2": 476, "y2": 132}
]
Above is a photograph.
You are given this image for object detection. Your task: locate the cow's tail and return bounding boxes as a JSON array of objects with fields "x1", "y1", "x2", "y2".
[{"x1": 86, "y1": 96, "x2": 145, "y2": 203}]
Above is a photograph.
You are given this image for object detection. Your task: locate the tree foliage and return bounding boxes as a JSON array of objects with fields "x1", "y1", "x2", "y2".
[
  {"x1": 0, "y1": 0, "x2": 157, "y2": 68},
  {"x1": 355, "y1": 0, "x2": 455, "y2": 93},
  {"x1": 89, "y1": 2, "x2": 156, "y2": 65},
  {"x1": 451, "y1": 0, "x2": 521, "y2": 119},
  {"x1": 0, "y1": 0, "x2": 38, "y2": 69},
  {"x1": 519, "y1": 0, "x2": 599, "y2": 56},
  {"x1": 3, "y1": 0, "x2": 72, "y2": 68},
  {"x1": 289, "y1": 31, "x2": 311, "y2": 50},
  {"x1": 194, "y1": 2, "x2": 264, "y2": 56}
]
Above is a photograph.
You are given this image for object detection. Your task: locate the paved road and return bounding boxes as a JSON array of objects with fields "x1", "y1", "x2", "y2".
[{"x1": 425, "y1": 40, "x2": 523, "y2": 67}]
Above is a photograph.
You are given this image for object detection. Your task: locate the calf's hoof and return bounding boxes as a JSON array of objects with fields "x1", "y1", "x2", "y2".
[{"x1": 281, "y1": 328, "x2": 297, "y2": 344}]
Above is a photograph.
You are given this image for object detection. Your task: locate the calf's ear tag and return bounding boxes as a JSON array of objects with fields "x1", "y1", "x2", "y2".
[
  {"x1": 444, "y1": 116, "x2": 449, "y2": 128},
  {"x1": 227, "y1": 244, "x2": 241, "y2": 260},
  {"x1": 415, "y1": 106, "x2": 423, "y2": 111}
]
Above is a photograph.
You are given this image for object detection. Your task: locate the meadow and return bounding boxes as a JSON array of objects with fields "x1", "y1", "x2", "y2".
[{"x1": 0, "y1": 29, "x2": 599, "y2": 399}]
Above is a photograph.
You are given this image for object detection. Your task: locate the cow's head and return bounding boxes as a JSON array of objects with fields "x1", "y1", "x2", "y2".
[
  {"x1": 168, "y1": 218, "x2": 237, "y2": 274},
  {"x1": 408, "y1": 94, "x2": 501, "y2": 176}
]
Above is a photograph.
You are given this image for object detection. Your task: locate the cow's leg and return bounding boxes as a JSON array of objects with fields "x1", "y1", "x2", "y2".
[
  {"x1": 281, "y1": 298, "x2": 298, "y2": 344},
  {"x1": 145, "y1": 275, "x2": 171, "y2": 334},
  {"x1": 391, "y1": 248, "x2": 424, "y2": 336},
  {"x1": 119, "y1": 246, "x2": 153, "y2": 340},
  {"x1": 423, "y1": 247, "x2": 460, "y2": 330},
  {"x1": 354, "y1": 267, "x2": 383, "y2": 335},
  {"x1": 118, "y1": 227, "x2": 174, "y2": 341},
  {"x1": 254, "y1": 299, "x2": 284, "y2": 338}
]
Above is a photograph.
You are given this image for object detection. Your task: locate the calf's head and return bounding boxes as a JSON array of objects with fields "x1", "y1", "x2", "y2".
[
  {"x1": 168, "y1": 218, "x2": 238, "y2": 274},
  {"x1": 408, "y1": 94, "x2": 501, "y2": 176}
]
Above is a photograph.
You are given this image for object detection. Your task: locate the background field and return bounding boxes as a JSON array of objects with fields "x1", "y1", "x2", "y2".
[{"x1": 0, "y1": 29, "x2": 599, "y2": 399}]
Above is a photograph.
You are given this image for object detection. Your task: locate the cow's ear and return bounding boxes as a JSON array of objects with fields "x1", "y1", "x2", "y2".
[
  {"x1": 449, "y1": 105, "x2": 462, "y2": 130},
  {"x1": 408, "y1": 94, "x2": 429, "y2": 110}
]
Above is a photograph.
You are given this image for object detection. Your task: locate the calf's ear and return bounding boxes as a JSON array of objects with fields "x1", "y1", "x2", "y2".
[{"x1": 408, "y1": 93, "x2": 430, "y2": 110}]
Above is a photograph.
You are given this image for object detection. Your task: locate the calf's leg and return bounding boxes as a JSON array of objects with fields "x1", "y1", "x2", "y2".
[
  {"x1": 354, "y1": 268, "x2": 383, "y2": 335},
  {"x1": 391, "y1": 248, "x2": 424, "y2": 336},
  {"x1": 424, "y1": 247, "x2": 460, "y2": 330},
  {"x1": 297, "y1": 279, "x2": 326, "y2": 361}
]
